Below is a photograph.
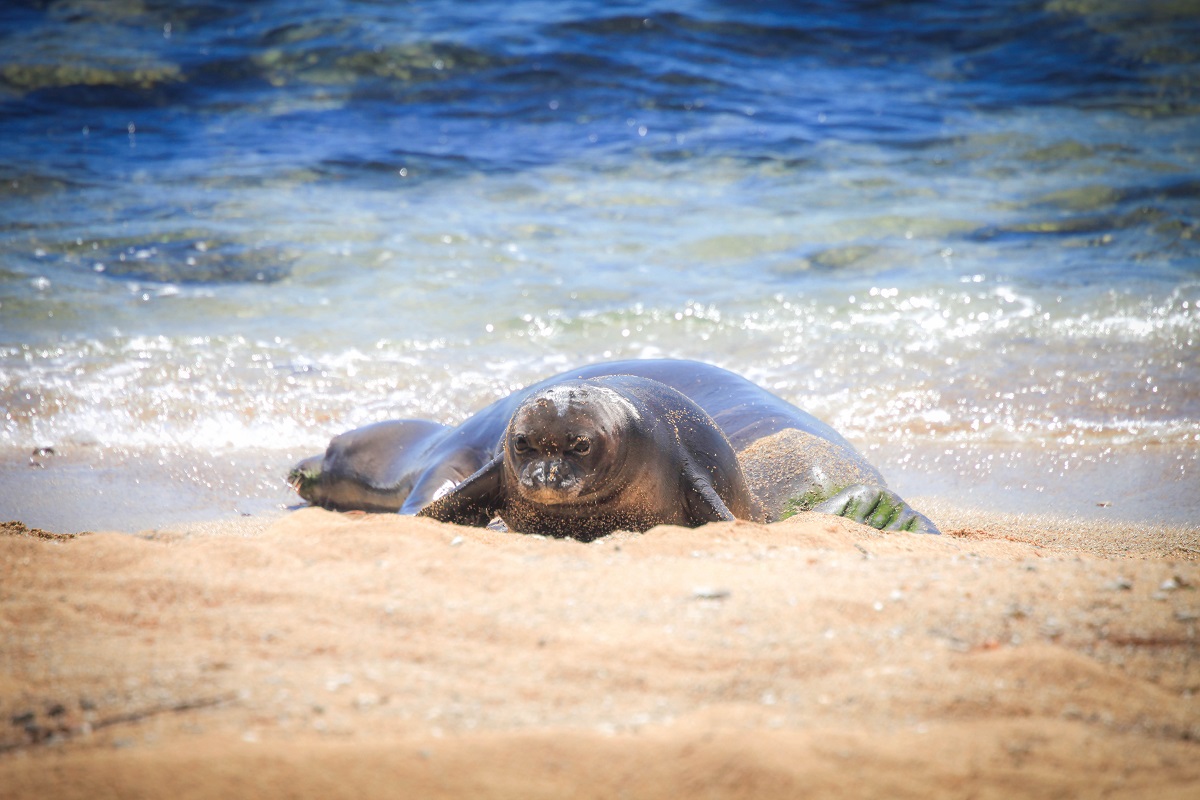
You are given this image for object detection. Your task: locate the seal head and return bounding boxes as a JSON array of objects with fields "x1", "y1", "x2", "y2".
[
  {"x1": 420, "y1": 375, "x2": 763, "y2": 539},
  {"x1": 505, "y1": 383, "x2": 632, "y2": 507}
]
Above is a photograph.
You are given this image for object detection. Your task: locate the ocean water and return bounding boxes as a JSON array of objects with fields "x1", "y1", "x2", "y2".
[{"x1": 1, "y1": 0, "x2": 1197, "y2": 531}]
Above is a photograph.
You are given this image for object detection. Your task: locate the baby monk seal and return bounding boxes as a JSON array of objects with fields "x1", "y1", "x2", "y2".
[{"x1": 289, "y1": 359, "x2": 938, "y2": 538}]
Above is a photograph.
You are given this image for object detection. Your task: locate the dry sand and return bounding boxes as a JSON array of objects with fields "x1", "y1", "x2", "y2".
[{"x1": 2, "y1": 504, "x2": 1198, "y2": 798}]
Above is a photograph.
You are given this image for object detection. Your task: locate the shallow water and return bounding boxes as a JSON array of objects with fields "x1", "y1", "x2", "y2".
[{"x1": 1, "y1": 0, "x2": 1198, "y2": 530}]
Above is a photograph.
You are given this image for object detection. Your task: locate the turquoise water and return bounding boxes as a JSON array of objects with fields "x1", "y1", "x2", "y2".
[{"x1": 1, "y1": 1, "x2": 1198, "y2": 529}]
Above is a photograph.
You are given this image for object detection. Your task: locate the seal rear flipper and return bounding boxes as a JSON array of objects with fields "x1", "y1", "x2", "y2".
[
  {"x1": 681, "y1": 467, "x2": 738, "y2": 525},
  {"x1": 812, "y1": 484, "x2": 940, "y2": 534},
  {"x1": 417, "y1": 457, "x2": 506, "y2": 528}
]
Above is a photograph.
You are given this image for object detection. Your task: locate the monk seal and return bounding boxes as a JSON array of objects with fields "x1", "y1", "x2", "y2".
[{"x1": 288, "y1": 359, "x2": 938, "y2": 537}]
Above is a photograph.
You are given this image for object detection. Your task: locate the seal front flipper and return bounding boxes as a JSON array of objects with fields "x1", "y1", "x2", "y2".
[
  {"x1": 681, "y1": 466, "x2": 739, "y2": 524},
  {"x1": 398, "y1": 446, "x2": 494, "y2": 515},
  {"x1": 418, "y1": 456, "x2": 506, "y2": 528},
  {"x1": 812, "y1": 485, "x2": 940, "y2": 534}
]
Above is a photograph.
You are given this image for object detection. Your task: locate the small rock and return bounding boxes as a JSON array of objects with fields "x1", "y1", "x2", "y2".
[
  {"x1": 325, "y1": 673, "x2": 353, "y2": 691},
  {"x1": 1005, "y1": 603, "x2": 1031, "y2": 620},
  {"x1": 1040, "y1": 619, "x2": 1064, "y2": 638},
  {"x1": 1105, "y1": 577, "x2": 1133, "y2": 591},
  {"x1": 355, "y1": 692, "x2": 381, "y2": 709},
  {"x1": 691, "y1": 587, "x2": 730, "y2": 600}
]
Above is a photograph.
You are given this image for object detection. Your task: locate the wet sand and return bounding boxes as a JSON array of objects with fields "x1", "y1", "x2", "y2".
[
  {"x1": 2, "y1": 504, "x2": 1198, "y2": 798},
  {"x1": 5, "y1": 436, "x2": 1197, "y2": 537}
]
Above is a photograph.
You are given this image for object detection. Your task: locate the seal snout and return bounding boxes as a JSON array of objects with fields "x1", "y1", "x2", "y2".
[{"x1": 522, "y1": 456, "x2": 579, "y2": 500}]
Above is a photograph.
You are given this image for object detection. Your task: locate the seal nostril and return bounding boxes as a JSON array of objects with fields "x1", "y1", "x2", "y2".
[{"x1": 544, "y1": 459, "x2": 576, "y2": 488}]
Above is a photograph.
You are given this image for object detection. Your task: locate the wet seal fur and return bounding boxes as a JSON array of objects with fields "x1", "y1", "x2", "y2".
[{"x1": 289, "y1": 359, "x2": 938, "y2": 537}]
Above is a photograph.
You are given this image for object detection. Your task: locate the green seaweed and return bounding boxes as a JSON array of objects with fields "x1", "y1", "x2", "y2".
[
  {"x1": 867, "y1": 492, "x2": 902, "y2": 529},
  {"x1": 1, "y1": 62, "x2": 182, "y2": 93},
  {"x1": 778, "y1": 487, "x2": 841, "y2": 520},
  {"x1": 287, "y1": 464, "x2": 321, "y2": 497},
  {"x1": 787, "y1": 485, "x2": 928, "y2": 533}
]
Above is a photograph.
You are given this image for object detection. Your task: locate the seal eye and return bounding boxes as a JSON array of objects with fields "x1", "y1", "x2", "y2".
[
  {"x1": 571, "y1": 437, "x2": 591, "y2": 456},
  {"x1": 513, "y1": 434, "x2": 531, "y2": 454}
]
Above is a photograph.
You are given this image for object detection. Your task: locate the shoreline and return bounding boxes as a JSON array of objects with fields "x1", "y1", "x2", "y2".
[{"x1": 2, "y1": 437, "x2": 1196, "y2": 536}]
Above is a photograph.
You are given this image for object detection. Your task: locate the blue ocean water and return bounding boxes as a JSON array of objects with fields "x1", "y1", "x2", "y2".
[{"x1": 1, "y1": 0, "x2": 1197, "y2": 530}]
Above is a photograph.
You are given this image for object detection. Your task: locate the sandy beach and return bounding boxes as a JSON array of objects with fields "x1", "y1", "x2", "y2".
[
  {"x1": 2, "y1": 502, "x2": 1198, "y2": 798},
  {"x1": 3, "y1": 0, "x2": 1198, "y2": 795}
]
